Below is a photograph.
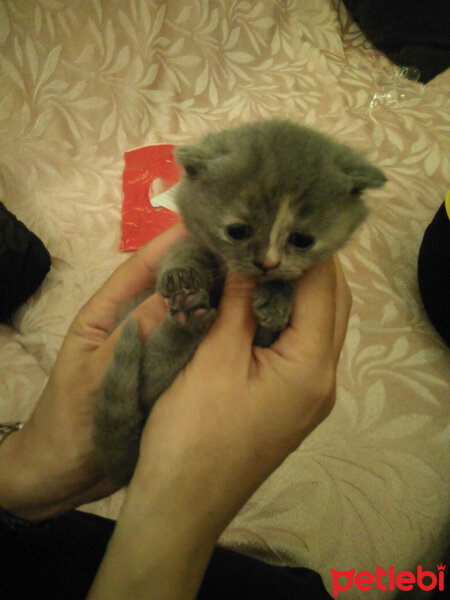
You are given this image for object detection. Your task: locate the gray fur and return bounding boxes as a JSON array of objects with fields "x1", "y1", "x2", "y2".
[{"x1": 94, "y1": 119, "x2": 386, "y2": 485}]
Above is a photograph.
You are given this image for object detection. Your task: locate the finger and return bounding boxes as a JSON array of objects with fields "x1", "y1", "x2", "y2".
[
  {"x1": 78, "y1": 223, "x2": 187, "y2": 334},
  {"x1": 95, "y1": 293, "x2": 168, "y2": 369},
  {"x1": 201, "y1": 270, "x2": 257, "y2": 356},
  {"x1": 273, "y1": 258, "x2": 337, "y2": 360},
  {"x1": 106, "y1": 294, "x2": 168, "y2": 348},
  {"x1": 332, "y1": 255, "x2": 352, "y2": 363}
]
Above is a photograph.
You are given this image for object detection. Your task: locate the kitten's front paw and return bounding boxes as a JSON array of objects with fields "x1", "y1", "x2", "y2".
[
  {"x1": 252, "y1": 285, "x2": 291, "y2": 331},
  {"x1": 158, "y1": 268, "x2": 214, "y2": 329},
  {"x1": 158, "y1": 267, "x2": 204, "y2": 298}
]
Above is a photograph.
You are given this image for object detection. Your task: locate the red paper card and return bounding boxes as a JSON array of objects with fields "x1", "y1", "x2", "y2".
[{"x1": 120, "y1": 144, "x2": 182, "y2": 251}]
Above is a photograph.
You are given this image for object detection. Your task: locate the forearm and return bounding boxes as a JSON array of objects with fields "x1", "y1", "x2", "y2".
[
  {"x1": 0, "y1": 422, "x2": 74, "y2": 520},
  {"x1": 0, "y1": 405, "x2": 107, "y2": 521},
  {"x1": 87, "y1": 477, "x2": 220, "y2": 600},
  {"x1": 87, "y1": 415, "x2": 267, "y2": 600}
]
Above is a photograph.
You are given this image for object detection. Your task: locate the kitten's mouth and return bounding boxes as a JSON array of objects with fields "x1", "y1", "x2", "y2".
[
  {"x1": 258, "y1": 269, "x2": 298, "y2": 282},
  {"x1": 258, "y1": 272, "x2": 275, "y2": 281},
  {"x1": 239, "y1": 268, "x2": 274, "y2": 281},
  {"x1": 229, "y1": 262, "x2": 285, "y2": 281},
  {"x1": 253, "y1": 270, "x2": 282, "y2": 282}
]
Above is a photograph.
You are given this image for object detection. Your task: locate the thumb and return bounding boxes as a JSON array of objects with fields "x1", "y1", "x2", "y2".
[{"x1": 94, "y1": 293, "x2": 168, "y2": 374}]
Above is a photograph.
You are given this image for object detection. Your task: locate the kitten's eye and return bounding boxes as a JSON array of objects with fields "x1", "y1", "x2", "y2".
[
  {"x1": 226, "y1": 224, "x2": 253, "y2": 240},
  {"x1": 288, "y1": 232, "x2": 315, "y2": 249}
]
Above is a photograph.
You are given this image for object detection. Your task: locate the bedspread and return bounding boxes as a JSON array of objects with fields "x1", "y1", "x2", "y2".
[{"x1": 1, "y1": 1, "x2": 449, "y2": 598}]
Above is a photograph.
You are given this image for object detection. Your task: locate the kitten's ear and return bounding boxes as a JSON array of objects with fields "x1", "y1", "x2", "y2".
[
  {"x1": 175, "y1": 145, "x2": 237, "y2": 181},
  {"x1": 175, "y1": 146, "x2": 209, "y2": 179},
  {"x1": 341, "y1": 158, "x2": 387, "y2": 194}
]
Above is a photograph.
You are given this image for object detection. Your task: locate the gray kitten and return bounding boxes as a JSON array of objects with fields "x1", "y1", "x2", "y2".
[{"x1": 94, "y1": 119, "x2": 386, "y2": 485}]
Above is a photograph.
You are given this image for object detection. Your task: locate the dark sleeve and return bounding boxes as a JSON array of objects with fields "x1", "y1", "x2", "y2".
[
  {"x1": 342, "y1": 0, "x2": 450, "y2": 83},
  {"x1": 418, "y1": 199, "x2": 450, "y2": 347},
  {"x1": 0, "y1": 202, "x2": 51, "y2": 324},
  {"x1": 0, "y1": 508, "x2": 114, "y2": 600}
]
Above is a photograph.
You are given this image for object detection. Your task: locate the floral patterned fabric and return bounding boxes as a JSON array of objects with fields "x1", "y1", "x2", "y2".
[{"x1": 1, "y1": 1, "x2": 449, "y2": 597}]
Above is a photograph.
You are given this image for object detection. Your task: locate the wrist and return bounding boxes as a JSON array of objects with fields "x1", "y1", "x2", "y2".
[
  {"x1": 128, "y1": 446, "x2": 257, "y2": 546},
  {"x1": 0, "y1": 421, "x2": 79, "y2": 520}
]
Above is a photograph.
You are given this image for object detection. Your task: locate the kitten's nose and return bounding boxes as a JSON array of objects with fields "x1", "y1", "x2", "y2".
[{"x1": 254, "y1": 259, "x2": 280, "y2": 272}]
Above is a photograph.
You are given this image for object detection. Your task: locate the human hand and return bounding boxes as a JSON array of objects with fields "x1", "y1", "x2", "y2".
[
  {"x1": 131, "y1": 255, "x2": 350, "y2": 527},
  {"x1": 90, "y1": 256, "x2": 351, "y2": 600},
  {"x1": 0, "y1": 224, "x2": 187, "y2": 520}
]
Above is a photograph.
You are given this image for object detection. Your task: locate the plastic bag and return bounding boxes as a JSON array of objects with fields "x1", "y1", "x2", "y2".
[
  {"x1": 120, "y1": 144, "x2": 182, "y2": 251},
  {"x1": 369, "y1": 65, "x2": 423, "y2": 119}
]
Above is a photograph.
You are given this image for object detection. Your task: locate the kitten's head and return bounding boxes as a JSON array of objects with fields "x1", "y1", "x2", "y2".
[{"x1": 175, "y1": 120, "x2": 386, "y2": 280}]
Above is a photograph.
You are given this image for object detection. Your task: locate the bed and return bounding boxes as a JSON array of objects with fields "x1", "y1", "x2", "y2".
[{"x1": 1, "y1": 1, "x2": 449, "y2": 598}]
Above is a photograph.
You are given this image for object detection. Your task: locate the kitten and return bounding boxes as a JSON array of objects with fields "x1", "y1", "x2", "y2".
[{"x1": 94, "y1": 119, "x2": 386, "y2": 485}]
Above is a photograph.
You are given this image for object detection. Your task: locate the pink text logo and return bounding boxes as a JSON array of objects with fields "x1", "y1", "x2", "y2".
[{"x1": 330, "y1": 564, "x2": 445, "y2": 597}]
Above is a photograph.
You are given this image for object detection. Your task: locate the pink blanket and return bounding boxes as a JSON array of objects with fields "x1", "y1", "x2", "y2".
[{"x1": 1, "y1": 2, "x2": 449, "y2": 597}]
